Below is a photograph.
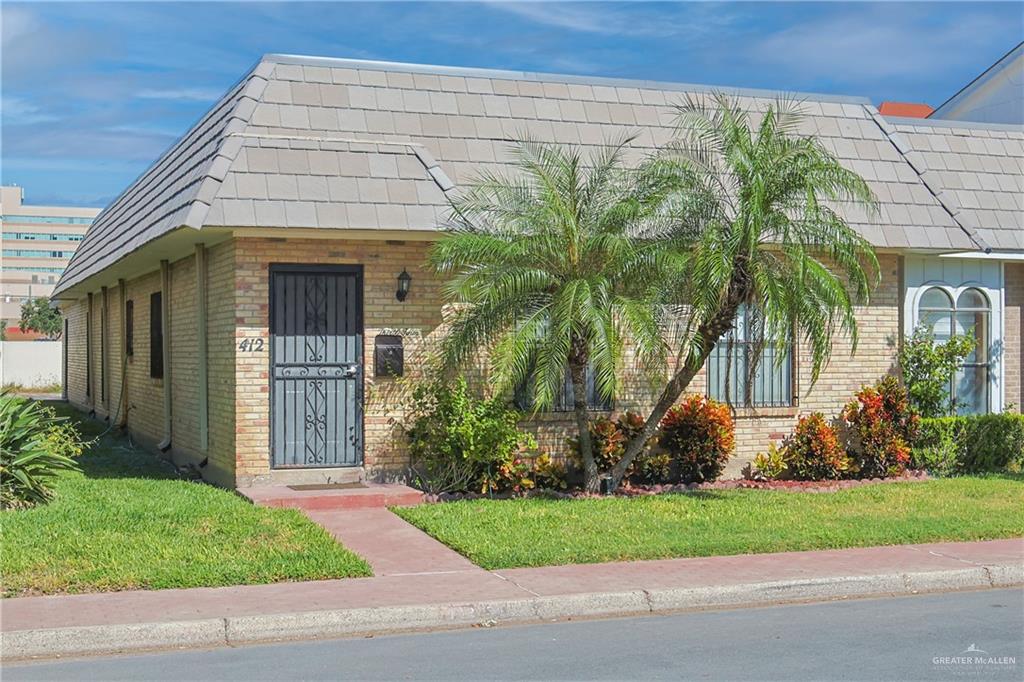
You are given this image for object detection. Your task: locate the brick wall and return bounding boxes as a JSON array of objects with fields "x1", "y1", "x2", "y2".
[
  {"x1": 60, "y1": 242, "x2": 237, "y2": 487},
  {"x1": 233, "y1": 236, "x2": 447, "y2": 483},
  {"x1": 230, "y1": 239, "x2": 904, "y2": 482}
]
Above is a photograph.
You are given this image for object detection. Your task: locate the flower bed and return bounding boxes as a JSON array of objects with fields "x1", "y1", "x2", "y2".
[{"x1": 425, "y1": 470, "x2": 930, "y2": 502}]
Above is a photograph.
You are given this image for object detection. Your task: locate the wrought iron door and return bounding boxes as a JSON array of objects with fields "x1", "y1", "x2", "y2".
[{"x1": 270, "y1": 265, "x2": 363, "y2": 468}]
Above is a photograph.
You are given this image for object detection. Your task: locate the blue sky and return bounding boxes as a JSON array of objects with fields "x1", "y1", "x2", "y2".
[{"x1": 2, "y1": 1, "x2": 1021, "y2": 207}]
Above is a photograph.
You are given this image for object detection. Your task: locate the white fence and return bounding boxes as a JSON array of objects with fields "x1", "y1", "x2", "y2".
[{"x1": 0, "y1": 341, "x2": 63, "y2": 389}]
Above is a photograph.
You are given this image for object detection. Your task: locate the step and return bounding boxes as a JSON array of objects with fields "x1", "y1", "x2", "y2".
[{"x1": 238, "y1": 483, "x2": 424, "y2": 511}]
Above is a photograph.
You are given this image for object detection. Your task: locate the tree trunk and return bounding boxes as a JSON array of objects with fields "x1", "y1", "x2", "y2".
[
  {"x1": 609, "y1": 301, "x2": 744, "y2": 489},
  {"x1": 568, "y1": 345, "x2": 600, "y2": 493}
]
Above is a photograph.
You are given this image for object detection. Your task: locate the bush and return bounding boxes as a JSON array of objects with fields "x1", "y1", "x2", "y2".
[
  {"x1": 899, "y1": 325, "x2": 974, "y2": 418},
  {"x1": 842, "y1": 376, "x2": 919, "y2": 478},
  {"x1": 659, "y1": 395, "x2": 734, "y2": 484},
  {"x1": 0, "y1": 394, "x2": 84, "y2": 509},
  {"x1": 404, "y1": 378, "x2": 537, "y2": 494},
  {"x1": 914, "y1": 413, "x2": 1024, "y2": 474},
  {"x1": 529, "y1": 453, "x2": 568, "y2": 490},
  {"x1": 566, "y1": 411, "x2": 658, "y2": 481},
  {"x1": 783, "y1": 413, "x2": 849, "y2": 481},
  {"x1": 752, "y1": 444, "x2": 787, "y2": 480}
]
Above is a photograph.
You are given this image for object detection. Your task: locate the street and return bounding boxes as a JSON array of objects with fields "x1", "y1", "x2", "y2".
[{"x1": 7, "y1": 588, "x2": 1022, "y2": 681}]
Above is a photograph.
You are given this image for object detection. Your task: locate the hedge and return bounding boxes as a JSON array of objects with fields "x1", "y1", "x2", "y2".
[{"x1": 913, "y1": 413, "x2": 1024, "y2": 474}]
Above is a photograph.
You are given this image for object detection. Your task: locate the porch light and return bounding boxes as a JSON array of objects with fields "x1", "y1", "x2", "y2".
[{"x1": 396, "y1": 268, "x2": 412, "y2": 302}]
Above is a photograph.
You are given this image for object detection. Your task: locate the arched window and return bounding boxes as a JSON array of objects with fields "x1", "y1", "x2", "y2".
[{"x1": 916, "y1": 287, "x2": 990, "y2": 414}]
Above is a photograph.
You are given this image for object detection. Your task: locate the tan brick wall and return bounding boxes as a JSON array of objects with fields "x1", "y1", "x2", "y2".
[
  {"x1": 60, "y1": 242, "x2": 237, "y2": 487},
  {"x1": 233, "y1": 237, "x2": 447, "y2": 483},
  {"x1": 1005, "y1": 263, "x2": 1023, "y2": 412},
  {"x1": 229, "y1": 240, "x2": 905, "y2": 482}
]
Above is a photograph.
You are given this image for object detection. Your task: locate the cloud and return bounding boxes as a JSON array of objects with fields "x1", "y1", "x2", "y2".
[
  {"x1": 135, "y1": 87, "x2": 224, "y2": 102},
  {"x1": 748, "y1": 6, "x2": 1015, "y2": 84},
  {"x1": 485, "y1": 1, "x2": 741, "y2": 40},
  {"x1": 0, "y1": 96, "x2": 58, "y2": 125}
]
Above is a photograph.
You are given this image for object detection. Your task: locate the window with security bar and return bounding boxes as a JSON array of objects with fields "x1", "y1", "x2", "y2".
[{"x1": 706, "y1": 304, "x2": 794, "y2": 407}]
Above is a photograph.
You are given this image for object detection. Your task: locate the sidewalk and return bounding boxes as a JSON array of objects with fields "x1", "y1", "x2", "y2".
[{"x1": 2, "y1": 508, "x2": 1021, "y2": 660}]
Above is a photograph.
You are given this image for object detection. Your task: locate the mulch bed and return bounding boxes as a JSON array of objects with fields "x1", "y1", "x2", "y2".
[{"x1": 426, "y1": 470, "x2": 931, "y2": 502}]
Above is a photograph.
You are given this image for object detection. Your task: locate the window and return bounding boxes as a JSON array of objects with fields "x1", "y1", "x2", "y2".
[
  {"x1": 0, "y1": 215, "x2": 93, "y2": 225},
  {"x1": 707, "y1": 304, "x2": 793, "y2": 407},
  {"x1": 514, "y1": 364, "x2": 612, "y2": 412},
  {"x1": 149, "y1": 292, "x2": 163, "y2": 379},
  {"x1": 917, "y1": 287, "x2": 990, "y2": 415},
  {"x1": 125, "y1": 300, "x2": 134, "y2": 356}
]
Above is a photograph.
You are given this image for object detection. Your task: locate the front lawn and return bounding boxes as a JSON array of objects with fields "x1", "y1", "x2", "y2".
[
  {"x1": 1, "y1": 403, "x2": 371, "y2": 596},
  {"x1": 394, "y1": 477, "x2": 1024, "y2": 569}
]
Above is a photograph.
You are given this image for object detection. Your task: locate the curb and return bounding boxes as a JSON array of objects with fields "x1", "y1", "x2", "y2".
[{"x1": 4, "y1": 564, "x2": 1021, "y2": 661}]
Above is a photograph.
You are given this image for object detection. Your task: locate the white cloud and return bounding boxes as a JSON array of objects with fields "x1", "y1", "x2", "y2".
[
  {"x1": 748, "y1": 8, "x2": 1014, "y2": 83},
  {"x1": 0, "y1": 96, "x2": 58, "y2": 125},
  {"x1": 486, "y1": 1, "x2": 740, "y2": 40},
  {"x1": 135, "y1": 87, "x2": 224, "y2": 102}
]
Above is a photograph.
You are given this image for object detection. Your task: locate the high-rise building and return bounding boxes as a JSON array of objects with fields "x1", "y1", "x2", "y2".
[{"x1": 1, "y1": 186, "x2": 101, "y2": 331}]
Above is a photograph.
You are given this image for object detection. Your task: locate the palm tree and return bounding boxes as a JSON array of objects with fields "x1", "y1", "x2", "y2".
[
  {"x1": 430, "y1": 137, "x2": 677, "y2": 492},
  {"x1": 609, "y1": 94, "x2": 880, "y2": 487}
]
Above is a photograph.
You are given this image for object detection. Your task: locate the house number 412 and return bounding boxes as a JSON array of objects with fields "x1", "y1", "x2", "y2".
[{"x1": 238, "y1": 338, "x2": 265, "y2": 352}]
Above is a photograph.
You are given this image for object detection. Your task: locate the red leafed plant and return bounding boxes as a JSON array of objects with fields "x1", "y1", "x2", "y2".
[
  {"x1": 566, "y1": 411, "x2": 656, "y2": 479},
  {"x1": 783, "y1": 412, "x2": 850, "y2": 481},
  {"x1": 659, "y1": 395, "x2": 735, "y2": 484},
  {"x1": 842, "y1": 376, "x2": 919, "y2": 478}
]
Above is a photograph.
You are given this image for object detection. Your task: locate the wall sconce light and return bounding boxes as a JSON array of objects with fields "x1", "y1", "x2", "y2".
[{"x1": 396, "y1": 268, "x2": 412, "y2": 302}]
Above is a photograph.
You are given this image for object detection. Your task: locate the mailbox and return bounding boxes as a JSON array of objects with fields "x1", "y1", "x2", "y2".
[{"x1": 374, "y1": 334, "x2": 404, "y2": 377}]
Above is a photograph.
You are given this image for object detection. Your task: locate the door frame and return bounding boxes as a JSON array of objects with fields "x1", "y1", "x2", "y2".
[{"x1": 267, "y1": 263, "x2": 365, "y2": 469}]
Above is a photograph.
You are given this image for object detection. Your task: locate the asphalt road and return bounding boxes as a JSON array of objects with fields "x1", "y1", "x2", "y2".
[{"x1": 7, "y1": 589, "x2": 1023, "y2": 681}]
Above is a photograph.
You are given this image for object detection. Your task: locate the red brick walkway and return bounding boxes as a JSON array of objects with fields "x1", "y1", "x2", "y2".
[{"x1": 304, "y1": 508, "x2": 480, "y2": 576}]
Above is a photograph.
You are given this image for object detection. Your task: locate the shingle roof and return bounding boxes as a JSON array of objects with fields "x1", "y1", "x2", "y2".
[
  {"x1": 884, "y1": 116, "x2": 1024, "y2": 251},
  {"x1": 55, "y1": 54, "x2": 1023, "y2": 297}
]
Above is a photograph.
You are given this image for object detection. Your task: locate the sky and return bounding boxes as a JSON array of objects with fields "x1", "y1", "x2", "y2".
[{"x1": 2, "y1": 1, "x2": 1022, "y2": 207}]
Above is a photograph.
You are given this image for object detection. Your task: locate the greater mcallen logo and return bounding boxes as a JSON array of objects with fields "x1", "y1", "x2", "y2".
[{"x1": 933, "y1": 644, "x2": 1018, "y2": 675}]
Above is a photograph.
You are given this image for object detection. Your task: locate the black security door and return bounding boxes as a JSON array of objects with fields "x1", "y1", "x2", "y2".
[{"x1": 270, "y1": 265, "x2": 363, "y2": 468}]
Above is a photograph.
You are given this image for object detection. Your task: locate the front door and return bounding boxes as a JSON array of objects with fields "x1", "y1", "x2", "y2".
[{"x1": 270, "y1": 265, "x2": 363, "y2": 468}]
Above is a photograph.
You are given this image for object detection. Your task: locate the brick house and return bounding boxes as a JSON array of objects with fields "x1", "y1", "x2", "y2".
[{"x1": 52, "y1": 55, "x2": 1023, "y2": 488}]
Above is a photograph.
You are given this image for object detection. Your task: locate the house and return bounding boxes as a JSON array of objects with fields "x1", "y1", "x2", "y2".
[
  {"x1": 930, "y1": 42, "x2": 1024, "y2": 125},
  {"x1": 52, "y1": 55, "x2": 1024, "y2": 488}
]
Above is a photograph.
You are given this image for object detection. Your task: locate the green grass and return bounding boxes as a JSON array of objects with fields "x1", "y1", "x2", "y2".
[
  {"x1": 1, "y1": 403, "x2": 371, "y2": 596},
  {"x1": 394, "y1": 477, "x2": 1024, "y2": 570}
]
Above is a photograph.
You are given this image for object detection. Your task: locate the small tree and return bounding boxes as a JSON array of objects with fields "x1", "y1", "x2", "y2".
[
  {"x1": 608, "y1": 94, "x2": 880, "y2": 488},
  {"x1": 899, "y1": 325, "x2": 974, "y2": 417},
  {"x1": 431, "y1": 138, "x2": 678, "y2": 492},
  {"x1": 19, "y1": 298, "x2": 62, "y2": 340}
]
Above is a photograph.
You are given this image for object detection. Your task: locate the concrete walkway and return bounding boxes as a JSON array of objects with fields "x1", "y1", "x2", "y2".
[{"x1": 2, "y1": 508, "x2": 1021, "y2": 661}]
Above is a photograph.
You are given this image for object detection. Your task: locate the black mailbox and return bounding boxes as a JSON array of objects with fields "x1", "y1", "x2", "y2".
[{"x1": 374, "y1": 334, "x2": 404, "y2": 377}]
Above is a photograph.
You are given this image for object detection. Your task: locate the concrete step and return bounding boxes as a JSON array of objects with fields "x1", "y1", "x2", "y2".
[{"x1": 238, "y1": 483, "x2": 424, "y2": 511}]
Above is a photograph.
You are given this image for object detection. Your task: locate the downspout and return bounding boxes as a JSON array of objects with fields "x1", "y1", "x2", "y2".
[
  {"x1": 117, "y1": 278, "x2": 129, "y2": 428},
  {"x1": 86, "y1": 292, "x2": 94, "y2": 416},
  {"x1": 158, "y1": 260, "x2": 172, "y2": 452},
  {"x1": 101, "y1": 285, "x2": 109, "y2": 418},
  {"x1": 195, "y1": 244, "x2": 209, "y2": 452}
]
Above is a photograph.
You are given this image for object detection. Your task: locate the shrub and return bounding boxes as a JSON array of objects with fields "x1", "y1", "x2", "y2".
[
  {"x1": 899, "y1": 325, "x2": 975, "y2": 418},
  {"x1": 914, "y1": 413, "x2": 1024, "y2": 474},
  {"x1": 566, "y1": 411, "x2": 656, "y2": 480},
  {"x1": 752, "y1": 444, "x2": 787, "y2": 480},
  {"x1": 0, "y1": 394, "x2": 84, "y2": 509},
  {"x1": 783, "y1": 413, "x2": 849, "y2": 481},
  {"x1": 529, "y1": 453, "x2": 568, "y2": 490},
  {"x1": 842, "y1": 376, "x2": 919, "y2": 478},
  {"x1": 404, "y1": 378, "x2": 536, "y2": 494},
  {"x1": 659, "y1": 395, "x2": 734, "y2": 484}
]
